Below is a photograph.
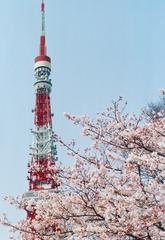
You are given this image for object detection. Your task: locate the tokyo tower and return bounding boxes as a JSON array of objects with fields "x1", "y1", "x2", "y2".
[{"x1": 24, "y1": 0, "x2": 58, "y2": 211}]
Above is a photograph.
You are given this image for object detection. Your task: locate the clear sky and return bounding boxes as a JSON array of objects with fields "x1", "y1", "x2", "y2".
[{"x1": 0, "y1": 0, "x2": 165, "y2": 238}]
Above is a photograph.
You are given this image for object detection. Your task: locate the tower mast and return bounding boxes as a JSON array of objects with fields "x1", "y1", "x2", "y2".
[{"x1": 40, "y1": 0, "x2": 46, "y2": 55}]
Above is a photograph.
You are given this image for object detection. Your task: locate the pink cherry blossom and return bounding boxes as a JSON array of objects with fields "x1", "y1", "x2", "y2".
[{"x1": 1, "y1": 99, "x2": 165, "y2": 239}]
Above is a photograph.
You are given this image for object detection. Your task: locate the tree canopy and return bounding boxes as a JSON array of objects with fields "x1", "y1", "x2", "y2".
[{"x1": 1, "y1": 98, "x2": 165, "y2": 240}]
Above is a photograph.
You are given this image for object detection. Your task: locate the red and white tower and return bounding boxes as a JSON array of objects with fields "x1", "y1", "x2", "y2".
[{"x1": 26, "y1": 0, "x2": 58, "y2": 201}]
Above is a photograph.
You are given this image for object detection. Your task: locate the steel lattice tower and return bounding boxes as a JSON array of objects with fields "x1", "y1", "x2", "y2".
[{"x1": 24, "y1": 0, "x2": 58, "y2": 210}]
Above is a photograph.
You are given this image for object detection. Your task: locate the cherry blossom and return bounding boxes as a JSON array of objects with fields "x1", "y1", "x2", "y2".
[{"x1": 1, "y1": 98, "x2": 165, "y2": 240}]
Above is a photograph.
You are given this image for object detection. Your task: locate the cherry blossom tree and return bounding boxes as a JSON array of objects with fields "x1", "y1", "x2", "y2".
[{"x1": 1, "y1": 97, "x2": 165, "y2": 240}]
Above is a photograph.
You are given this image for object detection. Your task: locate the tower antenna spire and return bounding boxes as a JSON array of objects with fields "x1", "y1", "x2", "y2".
[
  {"x1": 41, "y1": 0, "x2": 45, "y2": 35},
  {"x1": 40, "y1": 0, "x2": 46, "y2": 55}
]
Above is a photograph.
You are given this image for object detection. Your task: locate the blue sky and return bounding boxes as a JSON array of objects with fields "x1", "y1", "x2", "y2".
[{"x1": 1, "y1": 0, "x2": 165, "y2": 238}]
